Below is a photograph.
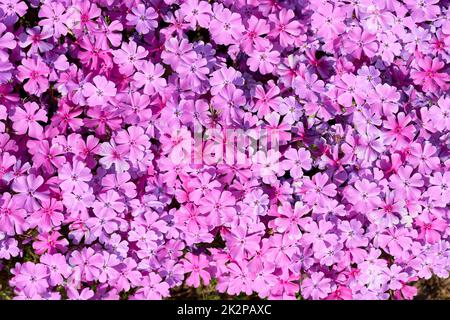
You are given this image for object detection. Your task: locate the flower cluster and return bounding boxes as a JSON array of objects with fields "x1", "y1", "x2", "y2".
[{"x1": 0, "y1": 0, "x2": 449, "y2": 300}]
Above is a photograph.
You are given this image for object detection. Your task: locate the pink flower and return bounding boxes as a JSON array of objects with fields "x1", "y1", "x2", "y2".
[
  {"x1": 338, "y1": 219, "x2": 368, "y2": 249},
  {"x1": 355, "y1": 127, "x2": 386, "y2": 164},
  {"x1": 224, "y1": 262, "x2": 253, "y2": 296},
  {"x1": 113, "y1": 40, "x2": 148, "y2": 76},
  {"x1": 209, "y1": 6, "x2": 244, "y2": 45},
  {"x1": 240, "y1": 16, "x2": 270, "y2": 53},
  {"x1": 282, "y1": 147, "x2": 312, "y2": 178},
  {"x1": 75, "y1": 0, "x2": 101, "y2": 31},
  {"x1": 247, "y1": 43, "x2": 280, "y2": 75},
  {"x1": 38, "y1": 2, "x2": 68, "y2": 38},
  {"x1": 78, "y1": 37, "x2": 111, "y2": 70},
  {"x1": 252, "y1": 150, "x2": 284, "y2": 184},
  {"x1": 176, "y1": 54, "x2": 209, "y2": 90},
  {"x1": 97, "y1": 252, "x2": 120, "y2": 283},
  {"x1": 326, "y1": 286, "x2": 353, "y2": 300},
  {"x1": 115, "y1": 125, "x2": 150, "y2": 164},
  {"x1": 415, "y1": 213, "x2": 447, "y2": 244},
  {"x1": 209, "y1": 66, "x2": 243, "y2": 96},
  {"x1": 133, "y1": 61, "x2": 167, "y2": 95},
  {"x1": 96, "y1": 18, "x2": 123, "y2": 48},
  {"x1": 16, "y1": 57, "x2": 50, "y2": 95},
  {"x1": 101, "y1": 172, "x2": 137, "y2": 198},
  {"x1": 40, "y1": 253, "x2": 71, "y2": 286},
  {"x1": 370, "y1": 190, "x2": 402, "y2": 226},
  {"x1": 411, "y1": 56, "x2": 450, "y2": 92},
  {"x1": 0, "y1": 151, "x2": 15, "y2": 179},
  {"x1": 92, "y1": 190, "x2": 125, "y2": 218},
  {"x1": 428, "y1": 97, "x2": 450, "y2": 131},
  {"x1": 378, "y1": 227, "x2": 415, "y2": 258},
  {"x1": 12, "y1": 262, "x2": 49, "y2": 296},
  {"x1": 97, "y1": 141, "x2": 130, "y2": 172},
  {"x1": 302, "y1": 219, "x2": 338, "y2": 252},
  {"x1": 428, "y1": 171, "x2": 450, "y2": 204},
  {"x1": 293, "y1": 72, "x2": 325, "y2": 102},
  {"x1": 211, "y1": 85, "x2": 246, "y2": 121},
  {"x1": 187, "y1": 171, "x2": 220, "y2": 204},
  {"x1": 67, "y1": 287, "x2": 94, "y2": 300},
  {"x1": 82, "y1": 75, "x2": 117, "y2": 106},
  {"x1": 0, "y1": 23, "x2": 16, "y2": 51},
  {"x1": 252, "y1": 80, "x2": 282, "y2": 117},
  {"x1": 180, "y1": 0, "x2": 211, "y2": 29},
  {"x1": 114, "y1": 258, "x2": 142, "y2": 292},
  {"x1": 182, "y1": 253, "x2": 211, "y2": 288},
  {"x1": 30, "y1": 198, "x2": 64, "y2": 231},
  {"x1": 383, "y1": 112, "x2": 416, "y2": 148},
  {"x1": 367, "y1": 83, "x2": 400, "y2": 115},
  {"x1": 343, "y1": 27, "x2": 378, "y2": 59},
  {"x1": 0, "y1": 192, "x2": 27, "y2": 236},
  {"x1": 134, "y1": 273, "x2": 169, "y2": 299},
  {"x1": 311, "y1": 3, "x2": 346, "y2": 39},
  {"x1": 84, "y1": 106, "x2": 122, "y2": 136},
  {"x1": 161, "y1": 37, "x2": 196, "y2": 70},
  {"x1": 12, "y1": 174, "x2": 49, "y2": 212},
  {"x1": 301, "y1": 272, "x2": 332, "y2": 300},
  {"x1": 378, "y1": 32, "x2": 402, "y2": 64},
  {"x1": 385, "y1": 264, "x2": 409, "y2": 290},
  {"x1": 69, "y1": 247, "x2": 103, "y2": 282},
  {"x1": 63, "y1": 187, "x2": 95, "y2": 216},
  {"x1": 126, "y1": 4, "x2": 158, "y2": 35},
  {"x1": 268, "y1": 9, "x2": 301, "y2": 48},
  {"x1": 273, "y1": 202, "x2": 309, "y2": 240},
  {"x1": 52, "y1": 103, "x2": 83, "y2": 132},
  {"x1": 389, "y1": 165, "x2": 424, "y2": 198},
  {"x1": 58, "y1": 160, "x2": 92, "y2": 193},
  {"x1": 301, "y1": 173, "x2": 337, "y2": 204},
  {"x1": 0, "y1": 0, "x2": 27, "y2": 25},
  {"x1": 403, "y1": 0, "x2": 440, "y2": 22},
  {"x1": 222, "y1": 225, "x2": 260, "y2": 260},
  {"x1": 19, "y1": 26, "x2": 52, "y2": 55},
  {"x1": 32, "y1": 231, "x2": 68, "y2": 255},
  {"x1": 9, "y1": 102, "x2": 47, "y2": 138},
  {"x1": 335, "y1": 73, "x2": 365, "y2": 108},
  {"x1": 407, "y1": 142, "x2": 440, "y2": 175},
  {"x1": 344, "y1": 179, "x2": 381, "y2": 212},
  {"x1": 198, "y1": 190, "x2": 236, "y2": 228}
]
